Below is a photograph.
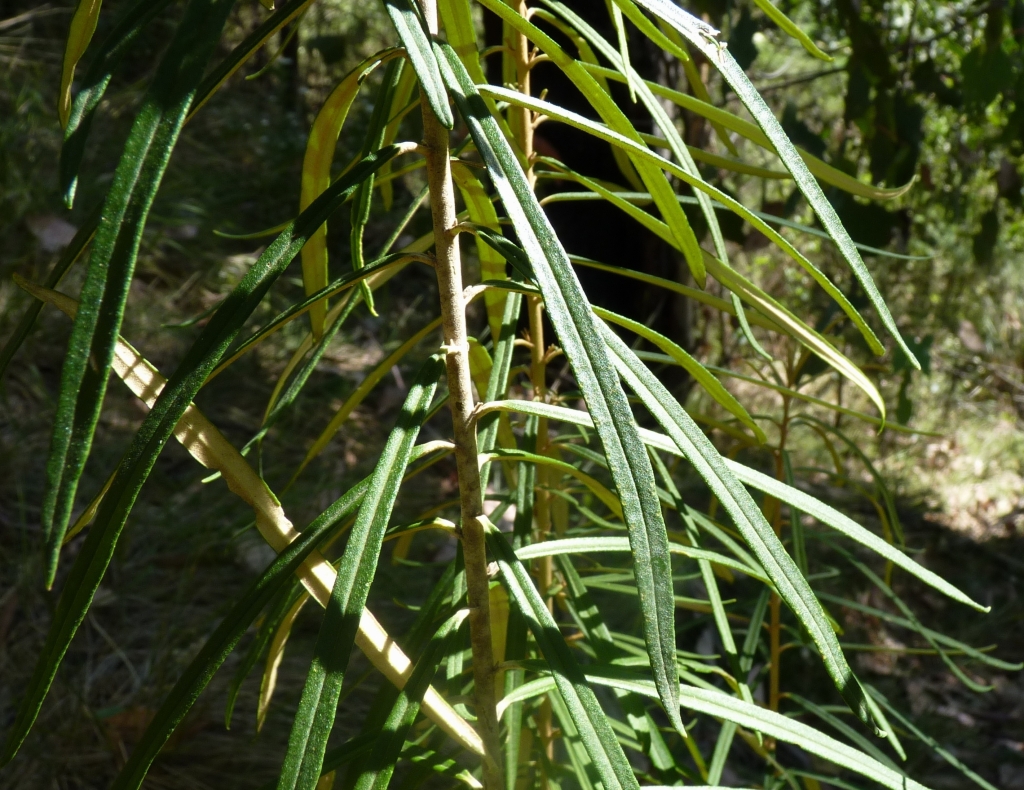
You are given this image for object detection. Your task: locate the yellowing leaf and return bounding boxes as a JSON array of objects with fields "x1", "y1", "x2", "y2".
[
  {"x1": 60, "y1": 0, "x2": 103, "y2": 128},
  {"x1": 15, "y1": 276, "x2": 484, "y2": 758},
  {"x1": 299, "y1": 49, "x2": 403, "y2": 338},
  {"x1": 258, "y1": 593, "x2": 309, "y2": 732}
]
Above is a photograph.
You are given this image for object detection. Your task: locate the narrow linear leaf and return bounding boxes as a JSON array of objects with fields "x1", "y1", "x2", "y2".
[
  {"x1": 594, "y1": 306, "x2": 765, "y2": 443},
  {"x1": 514, "y1": 536, "x2": 767, "y2": 582},
  {"x1": 209, "y1": 253, "x2": 426, "y2": 381},
  {"x1": 0, "y1": 206, "x2": 99, "y2": 380},
  {"x1": 351, "y1": 610, "x2": 470, "y2": 790},
  {"x1": 557, "y1": 555, "x2": 677, "y2": 771},
  {"x1": 475, "y1": 396, "x2": 971, "y2": 611},
  {"x1": 40, "y1": 0, "x2": 238, "y2": 587},
  {"x1": 452, "y1": 162, "x2": 508, "y2": 343},
  {"x1": 483, "y1": 519, "x2": 640, "y2": 790},
  {"x1": 568, "y1": 255, "x2": 780, "y2": 331},
  {"x1": 276, "y1": 355, "x2": 444, "y2": 790},
  {"x1": 225, "y1": 582, "x2": 301, "y2": 729},
  {"x1": 486, "y1": 86, "x2": 884, "y2": 359},
  {"x1": 59, "y1": 0, "x2": 104, "y2": 128},
  {"x1": 750, "y1": 0, "x2": 833, "y2": 61},
  {"x1": 542, "y1": 0, "x2": 729, "y2": 263},
  {"x1": 486, "y1": 449, "x2": 623, "y2": 518},
  {"x1": 866, "y1": 685, "x2": 999, "y2": 790},
  {"x1": 15, "y1": 279, "x2": 483, "y2": 759},
  {"x1": 726, "y1": 461, "x2": 985, "y2": 611},
  {"x1": 351, "y1": 58, "x2": 405, "y2": 316},
  {"x1": 257, "y1": 593, "x2": 311, "y2": 732},
  {"x1": 598, "y1": 323, "x2": 881, "y2": 730},
  {"x1": 2, "y1": 148, "x2": 402, "y2": 767},
  {"x1": 577, "y1": 61, "x2": 914, "y2": 203},
  {"x1": 299, "y1": 48, "x2": 404, "y2": 337},
  {"x1": 509, "y1": 670, "x2": 933, "y2": 790},
  {"x1": 377, "y1": 65, "x2": 419, "y2": 210},
  {"x1": 291, "y1": 315, "x2": 442, "y2": 483},
  {"x1": 845, "y1": 554, "x2": 992, "y2": 692},
  {"x1": 473, "y1": 0, "x2": 706, "y2": 284},
  {"x1": 189, "y1": 0, "x2": 316, "y2": 118},
  {"x1": 60, "y1": 0, "x2": 174, "y2": 206},
  {"x1": 382, "y1": 0, "x2": 454, "y2": 129},
  {"x1": 626, "y1": 0, "x2": 920, "y2": 368},
  {"x1": 109, "y1": 488, "x2": 368, "y2": 790}
]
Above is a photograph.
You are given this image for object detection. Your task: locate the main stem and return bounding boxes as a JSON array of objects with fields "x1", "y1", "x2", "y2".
[
  {"x1": 513, "y1": 6, "x2": 556, "y2": 775},
  {"x1": 418, "y1": 2, "x2": 501, "y2": 786}
]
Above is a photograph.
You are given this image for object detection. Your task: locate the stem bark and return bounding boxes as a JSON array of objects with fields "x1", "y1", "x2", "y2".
[{"x1": 419, "y1": 1, "x2": 501, "y2": 785}]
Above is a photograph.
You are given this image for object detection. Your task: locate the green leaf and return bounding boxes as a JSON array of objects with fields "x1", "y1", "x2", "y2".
[
  {"x1": 750, "y1": 0, "x2": 833, "y2": 61},
  {"x1": 40, "y1": 0, "x2": 237, "y2": 588},
  {"x1": 557, "y1": 555, "x2": 677, "y2": 771},
  {"x1": 59, "y1": 0, "x2": 174, "y2": 206},
  {"x1": 819, "y1": 593, "x2": 1020, "y2": 672},
  {"x1": 209, "y1": 253, "x2": 421, "y2": 381},
  {"x1": 576, "y1": 61, "x2": 915, "y2": 203},
  {"x1": 452, "y1": 162, "x2": 508, "y2": 344},
  {"x1": 276, "y1": 354, "x2": 444, "y2": 790},
  {"x1": 189, "y1": 0, "x2": 317, "y2": 118},
  {"x1": 512, "y1": 667, "x2": 931, "y2": 790},
  {"x1": 477, "y1": 289, "x2": 523, "y2": 485},
  {"x1": 351, "y1": 610, "x2": 470, "y2": 790},
  {"x1": 845, "y1": 554, "x2": 992, "y2": 692},
  {"x1": 472, "y1": 0, "x2": 705, "y2": 284},
  {"x1": 787, "y1": 693, "x2": 899, "y2": 772},
  {"x1": 225, "y1": 581, "x2": 302, "y2": 729},
  {"x1": 437, "y1": 43, "x2": 683, "y2": 735},
  {"x1": 351, "y1": 58, "x2": 405, "y2": 316},
  {"x1": 486, "y1": 449, "x2": 623, "y2": 518},
  {"x1": 377, "y1": 66, "x2": 420, "y2": 211},
  {"x1": 290, "y1": 315, "x2": 442, "y2": 483},
  {"x1": 514, "y1": 536, "x2": 766, "y2": 582},
  {"x1": 477, "y1": 396, "x2": 975, "y2": 613},
  {"x1": 625, "y1": 0, "x2": 920, "y2": 370},
  {"x1": 568, "y1": 255, "x2": 781, "y2": 332},
  {"x1": 299, "y1": 49, "x2": 404, "y2": 338},
  {"x1": 106, "y1": 483, "x2": 369, "y2": 790},
  {"x1": 0, "y1": 147, "x2": 402, "y2": 769},
  {"x1": 725, "y1": 462, "x2": 985, "y2": 611},
  {"x1": 540, "y1": 0, "x2": 729, "y2": 263},
  {"x1": 597, "y1": 323, "x2": 882, "y2": 731},
  {"x1": 486, "y1": 87, "x2": 884, "y2": 360},
  {"x1": 593, "y1": 306, "x2": 765, "y2": 444},
  {"x1": 340, "y1": 559, "x2": 459, "y2": 786},
  {"x1": 483, "y1": 520, "x2": 640, "y2": 790},
  {"x1": 383, "y1": 0, "x2": 454, "y2": 129},
  {"x1": 866, "y1": 685, "x2": 999, "y2": 790}
]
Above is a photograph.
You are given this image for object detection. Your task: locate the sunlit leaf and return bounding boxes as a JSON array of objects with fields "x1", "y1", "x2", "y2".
[
  {"x1": 59, "y1": 0, "x2": 104, "y2": 128},
  {"x1": 750, "y1": 0, "x2": 833, "y2": 62},
  {"x1": 439, "y1": 44, "x2": 684, "y2": 734},
  {"x1": 474, "y1": 0, "x2": 706, "y2": 284},
  {"x1": 483, "y1": 519, "x2": 641, "y2": 790},
  {"x1": 299, "y1": 48, "x2": 404, "y2": 338},
  {"x1": 625, "y1": 0, "x2": 921, "y2": 369},
  {"x1": 383, "y1": 0, "x2": 453, "y2": 129},
  {"x1": 276, "y1": 355, "x2": 444, "y2": 790}
]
